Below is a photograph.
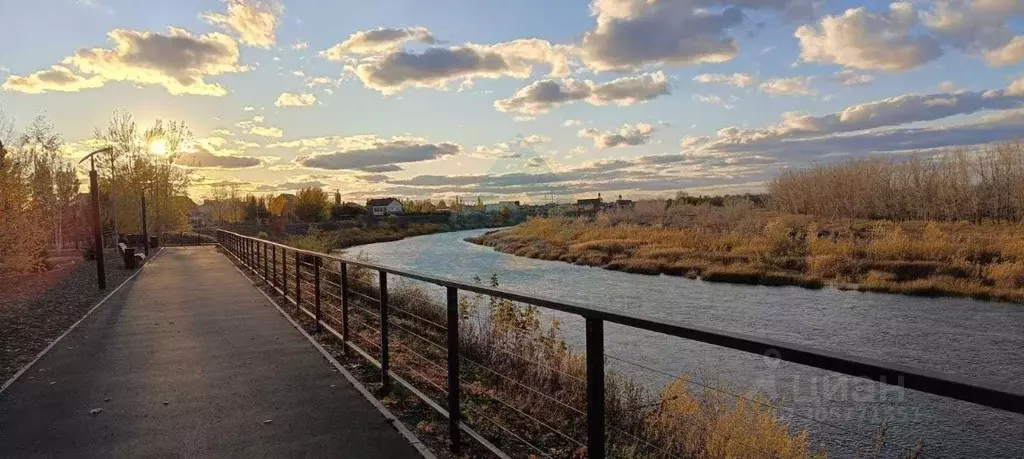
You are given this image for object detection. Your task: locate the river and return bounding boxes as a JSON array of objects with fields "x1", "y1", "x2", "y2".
[{"x1": 342, "y1": 229, "x2": 1024, "y2": 458}]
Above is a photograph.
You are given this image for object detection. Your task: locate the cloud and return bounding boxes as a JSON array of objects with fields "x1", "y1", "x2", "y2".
[
  {"x1": 304, "y1": 76, "x2": 338, "y2": 88},
  {"x1": 321, "y1": 27, "x2": 436, "y2": 59},
  {"x1": 174, "y1": 145, "x2": 261, "y2": 168},
  {"x1": 796, "y1": 2, "x2": 942, "y2": 72},
  {"x1": 349, "y1": 39, "x2": 572, "y2": 94},
  {"x1": 293, "y1": 41, "x2": 309, "y2": 50},
  {"x1": 922, "y1": 0, "x2": 1024, "y2": 67},
  {"x1": 1008, "y1": 77, "x2": 1024, "y2": 96},
  {"x1": 1, "y1": 65, "x2": 105, "y2": 94},
  {"x1": 579, "y1": 123, "x2": 655, "y2": 148},
  {"x1": 832, "y1": 70, "x2": 874, "y2": 86},
  {"x1": 562, "y1": 119, "x2": 583, "y2": 127},
  {"x1": 249, "y1": 126, "x2": 283, "y2": 137},
  {"x1": 580, "y1": 0, "x2": 812, "y2": 72},
  {"x1": 684, "y1": 86, "x2": 1024, "y2": 162},
  {"x1": 201, "y1": 0, "x2": 282, "y2": 49},
  {"x1": 693, "y1": 72, "x2": 755, "y2": 88},
  {"x1": 525, "y1": 157, "x2": 548, "y2": 168},
  {"x1": 494, "y1": 71, "x2": 670, "y2": 115},
  {"x1": 4, "y1": 27, "x2": 246, "y2": 96},
  {"x1": 983, "y1": 36, "x2": 1024, "y2": 66},
  {"x1": 759, "y1": 76, "x2": 816, "y2": 95},
  {"x1": 275, "y1": 92, "x2": 317, "y2": 107},
  {"x1": 472, "y1": 143, "x2": 522, "y2": 159},
  {"x1": 692, "y1": 94, "x2": 733, "y2": 109},
  {"x1": 256, "y1": 179, "x2": 328, "y2": 193},
  {"x1": 297, "y1": 136, "x2": 461, "y2": 170}
]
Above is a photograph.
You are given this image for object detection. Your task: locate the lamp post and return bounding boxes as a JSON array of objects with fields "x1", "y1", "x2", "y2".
[{"x1": 79, "y1": 147, "x2": 112, "y2": 290}]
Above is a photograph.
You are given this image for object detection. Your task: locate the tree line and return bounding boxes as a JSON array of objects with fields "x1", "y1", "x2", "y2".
[
  {"x1": 1, "y1": 109, "x2": 194, "y2": 272},
  {"x1": 769, "y1": 141, "x2": 1024, "y2": 222}
]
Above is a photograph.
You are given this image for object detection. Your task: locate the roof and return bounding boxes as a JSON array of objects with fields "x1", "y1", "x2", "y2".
[
  {"x1": 577, "y1": 198, "x2": 602, "y2": 205},
  {"x1": 366, "y1": 198, "x2": 400, "y2": 206}
]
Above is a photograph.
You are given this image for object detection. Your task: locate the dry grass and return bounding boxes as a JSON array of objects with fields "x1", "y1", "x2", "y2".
[
  {"x1": 467, "y1": 205, "x2": 1024, "y2": 304},
  {"x1": 337, "y1": 272, "x2": 840, "y2": 458}
]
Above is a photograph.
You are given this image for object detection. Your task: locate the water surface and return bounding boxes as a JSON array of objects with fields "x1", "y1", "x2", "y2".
[{"x1": 344, "y1": 229, "x2": 1024, "y2": 458}]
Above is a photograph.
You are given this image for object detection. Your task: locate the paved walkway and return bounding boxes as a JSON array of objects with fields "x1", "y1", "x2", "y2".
[{"x1": 0, "y1": 247, "x2": 423, "y2": 458}]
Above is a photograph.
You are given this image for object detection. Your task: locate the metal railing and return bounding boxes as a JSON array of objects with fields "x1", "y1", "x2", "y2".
[{"x1": 216, "y1": 229, "x2": 1024, "y2": 458}]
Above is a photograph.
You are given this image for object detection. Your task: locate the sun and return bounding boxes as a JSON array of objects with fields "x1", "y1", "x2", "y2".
[{"x1": 150, "y1": 139, "x2": 167, "y2": 155}]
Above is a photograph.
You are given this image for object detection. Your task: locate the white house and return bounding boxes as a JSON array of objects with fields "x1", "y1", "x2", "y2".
[
  {"x1": 484, "y1": 201, "x2": 520, "y2": 213},
  {"x1": 366, "y1": 198, "x2": 404, "y2": 216}
]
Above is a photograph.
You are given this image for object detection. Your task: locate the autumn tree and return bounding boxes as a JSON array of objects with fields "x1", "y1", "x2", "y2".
[
  {"x1": 295, "y1": 187, "x2": 328, "y2": 222},
  {"x1": 93, "y1": 111, "x2": 192, "y2": 236}
]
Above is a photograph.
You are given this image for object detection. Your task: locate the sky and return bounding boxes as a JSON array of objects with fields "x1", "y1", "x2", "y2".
[{"x1": 1, "y1": 0, "x2": 1022, "y2": 203}]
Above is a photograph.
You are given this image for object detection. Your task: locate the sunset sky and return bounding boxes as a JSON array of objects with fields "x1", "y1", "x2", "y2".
[{"x1": 2, "y1": 0, "x2": 1022, "y2": 203}]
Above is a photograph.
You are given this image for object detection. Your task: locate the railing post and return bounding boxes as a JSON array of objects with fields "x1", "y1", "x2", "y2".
[
  {"x1": 586, "y1": 317, "x2": 605, "y2": 459},
  {"x1": 314, "y1": 257, "x2": 322, "y2": 333},
  {"x1": 341, "y1": 263, "x2": 349, "y2": 350},
  {"x1": 295, "y1": 251, "x2": 302, "y2": 311},
  {"x1": 282, "y1": 249, "x2": 288, "y2": 299},
  {"x1": 446, "y1": 286, "x2": 461, "y2": 454},
  {"x1": 263, "y1": 241, "x2": 268, "y2": 281},
  {"x1": 379, "y1": 270, "x2": 390, "y2": 392},
  {"x1": 271, "y1": 245, "x2": 277, "y2": 288}
]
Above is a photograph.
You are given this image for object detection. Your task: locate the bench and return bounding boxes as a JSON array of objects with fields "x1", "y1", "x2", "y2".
[{"x1": 117, "y1": 243, "x2": 146, "y2": 269}]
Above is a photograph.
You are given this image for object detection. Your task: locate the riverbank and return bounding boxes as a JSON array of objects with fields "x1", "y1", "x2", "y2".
[
  {"x1": 467, "y1": 215, "x2": 1024, "y2": 304},
  {"x1": 284, "y1": 222, "x2": 514, "y2": 253}
]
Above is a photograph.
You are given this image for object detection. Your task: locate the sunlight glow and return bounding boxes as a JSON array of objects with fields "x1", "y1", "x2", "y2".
[{"x1": 150, "y1": 139, "x2": 167, "y2": 155}]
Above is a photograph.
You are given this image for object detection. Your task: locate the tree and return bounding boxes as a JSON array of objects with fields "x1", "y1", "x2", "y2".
[
  {"x1": 54, "y1": 161, "x2": 80, "y2": 250},
  {"x1": 295, "y1": 187, "x2": 328, "y2": 222},
  {"x1": 438, "y1": 199, "x2": 448, "y2": 209},
  {"x1": 93, "y1": 111, "x2": 192, "y2": 236}
]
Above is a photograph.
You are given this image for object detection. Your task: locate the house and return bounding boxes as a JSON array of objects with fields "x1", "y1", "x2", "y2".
[
  {"x1": 613, "y1": 195, "x2": 634, "y2": 210},
  {"x1": 577, "y1": 193, "x2": 603, "y2": 212},
  {"x1": 366, "y1": 197, "x2": 404, "y2": 216},
  {"x1": 189, "y1": 202, "x2": 215, "y2": 228},
  {"x1": 484, "y1": 201, "x2": 520, "y2": 213}
]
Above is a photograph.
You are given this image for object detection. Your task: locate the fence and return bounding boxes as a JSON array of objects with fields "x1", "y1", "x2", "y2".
[{"x1": 216, "y1": 229, "x2": 1024, "y2": 458}]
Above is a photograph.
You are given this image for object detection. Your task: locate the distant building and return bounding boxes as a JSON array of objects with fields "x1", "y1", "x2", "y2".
[
  {"x1": 577, "y1": 193, "x2": 603, "y2": 212},
  {"x1": 484, "y1": 201, "x2": 520, "y2": 213},
  {"x1": 366, "y1": 198, "x2": 404, "y2": 216},
  {"x1": 613, "y1": 194, "x2": 634, "y2": 210},
  {"x1": 189, "y1": 202, "x2": 215, "y2": 228}
]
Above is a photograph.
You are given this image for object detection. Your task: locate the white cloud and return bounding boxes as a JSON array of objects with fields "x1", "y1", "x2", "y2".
[
  {"x1": 692, "y1": 94, "x2": 733, "y2": 109},
  {"x1": 693, "y1": 72, "x2": 755, "y2": 88},
  {"x1": 1008, "y1": 77, "x2": 1024, "y2": 96},
  {"x1": 562, "y1": 119, "x2": 583, "y2": 127},
  {"x1": 1, "y1": 65, "x2": 105, "y2": 94},
  {"x1": 4, "y1": 27, "x2": 246, "y2": 96},
  {"x1": 579, "y1": 123, "x2": 655, "y2": 148},
  {"x1": 274, "y1": 92, "x2": 316, "y2": 107},
  {"x1": 321, "y1": 27, "x2": 436, "y2": 59},
  {"x1": 759, "y1": 76, "x2": 816, "y2": 95},
  {"x1": 201, "y1": 0, "x2": 282, "y2": 49},
  {"x1": 494, "y1": 71, "x2": 670, "y2": 115},
  {"x1": 984, "y1": 36, "x2": 1024, "y2": 66},
  {"x1": 796, "y1": 2, "x2": 942, "y2": 72},
  {"x1": 293, "y1": 40, "x2": 309, "y2": 50},
  {"x1": 249, "y1": 126, "x2": 283, "y2": 137},
  {"x1": 243, "y1": 106, "x2": 255, "y2": 111},
  {"x1": 304, "y1": 76, "x2": 338, "y2": 88},
  {"x1": 832, "y1": 70, "x2": 874, "y2": 86},
  {"x1": 923, "y1": 0, "x2": 1024, "y2": 67}
]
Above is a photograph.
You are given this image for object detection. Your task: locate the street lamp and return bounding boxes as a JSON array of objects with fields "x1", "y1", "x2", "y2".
[{"x1": 79, "y1": 146, "x2": 112, "y2": 290}]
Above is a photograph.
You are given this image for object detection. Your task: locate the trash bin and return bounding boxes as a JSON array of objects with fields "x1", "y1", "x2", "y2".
[
  {"x1": 124, "y1": 247, "x2": 137, "y2": 269},
  {"x1": 150, "y1": 236, "x2": 159, "y2": 248}
]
